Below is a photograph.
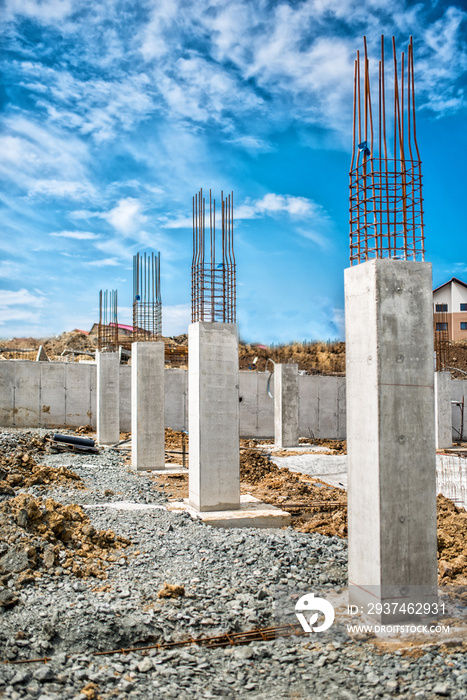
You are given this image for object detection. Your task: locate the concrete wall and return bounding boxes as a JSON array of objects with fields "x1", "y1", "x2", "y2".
[{"x1": 0, "y1": 359, "x2": 463, "y2": 441}]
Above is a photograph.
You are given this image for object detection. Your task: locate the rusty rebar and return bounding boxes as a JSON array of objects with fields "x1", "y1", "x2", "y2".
[
  {"x1": 192, "y1": 188, "x2": 236, "y2": 323},
  {"x1": 98, "y1": 289, "x2": 118, "y2": 352},
  {"x1": 4, "y1": 623, "x2": 305, "y2": 665},
  {"x1": 349, "y1": 36, "x2": 425, "y2": 265},
  {"x1": 132, "y1": 252, "x2": 162, "y2": 342}
]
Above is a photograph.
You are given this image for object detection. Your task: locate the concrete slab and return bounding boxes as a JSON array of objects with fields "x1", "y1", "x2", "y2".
[
  {"x1": 167, "y1": 494, "x2": 291, "y2": 528},
  {"x1": 149, "y1": 465, "x2": 189, "y2": 475},
  {"x1": 269, "y1": 452, "x2": 348, "y2": 488}
]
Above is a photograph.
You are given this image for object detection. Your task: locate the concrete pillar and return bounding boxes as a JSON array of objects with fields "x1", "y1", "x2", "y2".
[
  {"x1": 188, "y1": 322, "x2": 240, "y2": 511},
  {"x1": 131, "y1": 342, "x2": 165, "y2": 470},
  {"x1": 345, "y1": 259, "x2": 437, "y2": 622},
  {"x1": 274, "y1": 364, "x2": 299, "y2": 447},
  {"x1": 96, "y1": 351, "x2": 120, "y2": 445},
  {"x1": 434, "y1": 372, "x2": 452, "y2": 450}
]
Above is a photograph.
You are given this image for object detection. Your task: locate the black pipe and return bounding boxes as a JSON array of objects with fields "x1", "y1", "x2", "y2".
[{"x1": 52, "y1": 434, "x2": 95, "y2": 447}]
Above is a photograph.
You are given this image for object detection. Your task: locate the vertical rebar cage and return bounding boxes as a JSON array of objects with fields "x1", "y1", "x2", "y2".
[
  {"x1": 98, "y1": 289, "x2": 118, "y2": 352},
  {"x1": 192, "y1": 188, "x2": 236, "y2": 323},
  {"x1": 350, "y1": 36, "x2": 425, "y2": 265},
  {"x1": 133, "y1": 252, "x2": 162, "y2": 341},
  {"x1": 434, "y1": 310, "x2": 450, "y2": 370}
]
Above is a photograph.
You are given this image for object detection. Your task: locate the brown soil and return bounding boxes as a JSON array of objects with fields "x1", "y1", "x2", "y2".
[
  {"x1": 0, "y1": 494, "x2": 131, "y2": 603},
  {"x1": 0, "y1": 448, "x2": 84, "y2": 492},
  {"x1": 157, "y1": 582, "x2": 185, "y2": 599},
  {"x1": 447, "y1": 340, "x2": 467, "y2": 377},
  {"x1": 238, "y1": 341, "x2": 346, "y2": 374},
  {"x1": 437, "y1": 494, "x2": 467, "y2": 585}
]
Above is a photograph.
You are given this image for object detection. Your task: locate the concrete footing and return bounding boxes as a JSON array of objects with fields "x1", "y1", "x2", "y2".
[
  {"x1": 345, "y1": 259, "x2": 438, "y2": 622},
  {"x1": 131, "y1": 342, "x2": 165, "y2": 470},
  {"x1": 435, "y1": 372, "x2": 452, "y2": 450},
  {"x1": 188, "y1": 322, "x2": 240, "y2": 512},
  {"x1": 274, "y1": 364, "x2": 299, "y2": 447},
  {"x1": 167, "y1": 494, "x2": 291, "y2": 528},
  {"x1": 96, "y1": 351, "x2": 120, "y2": 445}
]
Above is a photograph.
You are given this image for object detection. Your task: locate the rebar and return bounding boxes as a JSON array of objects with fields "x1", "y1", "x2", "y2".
[
  {"x1": 192, "y1": 188, "x2": 236, "y2": 323},
  {"x1": 132, "y1": 252, "x2": 162, "y2": 342},
  {"x1": 350, "y1": 36, "x2": 425, "y2": 265},
  {"x1": 434, "y1": 310, "x2": 450, "y2": 370},
  {"x1": 5, "y1": 623, "x2": 306, "y2": 665},
  {"x1": 98, "y1": 290, "x2": 118, "y2": 352}
]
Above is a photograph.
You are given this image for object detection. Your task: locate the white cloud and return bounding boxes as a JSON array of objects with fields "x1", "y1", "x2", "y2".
[
  {"x1": 4, "y1": 0, "x2": 73, "y2": 23},
  {"x1": 86, "y1": 258, "x2": 120, "y2": 267},
  {"x1": 237, "y1": 193, "x2": 319, "y2": 219},
  {"x1": 0, "y1": 288, "x2": 46, "y2": 326},
  {"x1": 0, "y1": 288, "x2": 45, "y2": 307},
  {"x1": 31, "y1": 180, "x2": 95, "y2": 199},
  {"x1": 103, "y1": 198, "x2": 148, "y2": 235},
  {"x1": 50, "y1": 230, "x2": 100, "y2": 240},
  {"x1": 0, "y1": 116, "x2": 95, "y2": 200}
]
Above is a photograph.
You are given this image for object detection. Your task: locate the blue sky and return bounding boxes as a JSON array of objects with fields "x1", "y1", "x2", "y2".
[{"x1": 1, "y1": 0, "x2": 466, "y2": 343}]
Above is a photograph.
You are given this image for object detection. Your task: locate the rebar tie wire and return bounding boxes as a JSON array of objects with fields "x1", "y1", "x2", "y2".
[{"x1": 4, "y1": 623, "x2": 306, "y2": 666}]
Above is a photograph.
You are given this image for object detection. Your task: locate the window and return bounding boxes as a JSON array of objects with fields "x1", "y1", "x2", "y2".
[
  {"x1": 461, "y1": 303, "x2": 467, "y2": 311},
  {"x1": 436, "y1": 323, "x2": 448, "y2": 331},
  {"x1": 435, "y1": 303, "x2": 448, "y2": 312},
  {"x1": 461, "y1": 322, "x2": 467, "y2": 331}
]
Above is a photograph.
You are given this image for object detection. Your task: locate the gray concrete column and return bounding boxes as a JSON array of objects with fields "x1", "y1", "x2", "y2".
[
  {"x1": 96, "y1": 351, "x2": 120, "y2": 445},
  {"x1": 435, "y1": 372, "x2": 452, "y2": 450},
  {"x1": 188, "y1": 322, "x2": 240, "y2": 512},
  {"x1": 274, "y1": 363, "x2": 299, "y2": 447},
  {"x1": 345, "y1": 259, "x2": 437, "y2": 622},
  {"x1": 131, "y1": 342, "x2": 165, "y2": 470}
]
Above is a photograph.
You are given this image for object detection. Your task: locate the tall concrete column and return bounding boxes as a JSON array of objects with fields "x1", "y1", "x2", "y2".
[
  {"x1": 188, "y1": 322, "x2": 240, "y2": 512},
  {"x1": 434, "y1": 372, "x2": 452, "y2": 450},
  {"x1": 274, "y1": 363, "x2": 299, "y2": 447},
  {"x1": 131, "y1": 342, "x2": 165, "y2": 470},
  {"x1": 345, "y1": 259, "x2": 437, "y2": 621},
  {"x1": 96, "y1": 351, "x2": 120, "y2": 445}
]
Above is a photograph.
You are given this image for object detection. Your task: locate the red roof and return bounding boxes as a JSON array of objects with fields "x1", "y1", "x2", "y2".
[
  {"x1": 109, "y1": 323, "x2": 134, "y2": 332},
  {"x1": 433, "y1": 277, "x2": 467, "y2": 293},
  {"x1": 73, "y1": 329, "x2": 90, "y2": 335}
]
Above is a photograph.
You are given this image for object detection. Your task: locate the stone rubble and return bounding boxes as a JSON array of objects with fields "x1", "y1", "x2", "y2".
[{"x1": 0, "y1": 428, "x2": 465, "y2": 699}]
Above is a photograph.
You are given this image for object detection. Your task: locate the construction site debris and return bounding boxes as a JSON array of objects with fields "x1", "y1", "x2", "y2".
[
  {"x1": 157, "y1": 583, "x2": 185, "y2": 599},
  {"x1": 47, "y1": 433, "x2": 99, "y2": 455},
  {"x1": 0, "y1": 446, "x2": 84, "y2": 492},
  {"x1": 0, "y1": 494, "x2": 131, "y2": 596}
]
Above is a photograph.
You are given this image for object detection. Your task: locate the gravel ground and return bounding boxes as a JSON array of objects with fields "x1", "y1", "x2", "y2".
[{"x1": 0, "y1": 429, "x2": 466, "y2": 699}]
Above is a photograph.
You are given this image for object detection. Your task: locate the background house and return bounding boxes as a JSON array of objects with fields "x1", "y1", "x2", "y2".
[{"x1": 433, "y1": 278, "x2": 467, "y2": 342}]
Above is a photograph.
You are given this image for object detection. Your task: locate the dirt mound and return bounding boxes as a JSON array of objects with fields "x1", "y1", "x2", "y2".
[
  {"x1": 240, "y1": 450, "x2": 282, "y2": 484},
  {"x1": 44, "y1": 330, "x2": 96, "y2": 356},
  {"x1": 298, "y1": 438, "x2": 347, "y2": 454},
  {"x1": 0, "y1": 494, "x2": 131, "y2": 603},
  {"x1": 437, "y1": 494, "x2": 467, "y2": 584},
  {"x1": 75, "y1": 425, "x2": 95, "y2": 435},
  {"x1": 239, "y1": 341, "x2": 346, "y2": 374},
  {"x1": 447, "y1": 341, "x2": 467, "y2": 378},
  {"x1": 0, "y1": 450, "x2": 84, "y2": 492}
]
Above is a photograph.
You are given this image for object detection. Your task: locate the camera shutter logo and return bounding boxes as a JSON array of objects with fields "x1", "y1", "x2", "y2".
[{"x1": 295, "y1": 593, "x2": 335, "y2": 633}]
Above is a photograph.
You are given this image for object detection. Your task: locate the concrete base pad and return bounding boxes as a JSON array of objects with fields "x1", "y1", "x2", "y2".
[
  {"x1": 167, "y1": 494, "x2": 291, "y2": 529},
  {"x1": 136, "y1": 464, "x2": 188, "y2": 475}
]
